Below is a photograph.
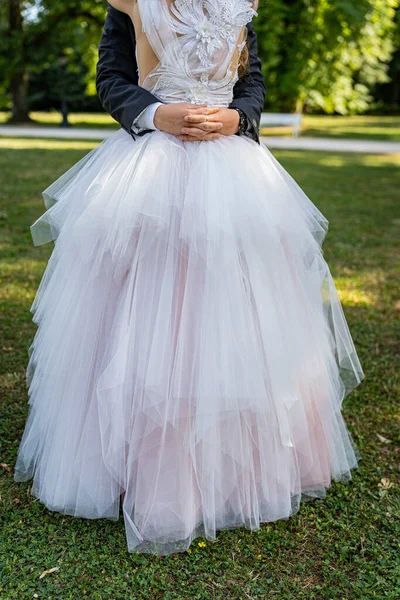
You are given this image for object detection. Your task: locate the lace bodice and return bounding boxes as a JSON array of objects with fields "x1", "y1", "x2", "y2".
[{"x1": 134, "y1": 0, "x2": 258, "y2": 106}]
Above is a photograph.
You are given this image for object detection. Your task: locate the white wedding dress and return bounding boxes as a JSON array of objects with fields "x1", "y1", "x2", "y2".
[{"x1": 14, "y1": 0, "x2": 364, "y2": 555}]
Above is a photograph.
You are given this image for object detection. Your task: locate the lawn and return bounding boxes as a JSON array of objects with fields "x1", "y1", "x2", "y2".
[
  {"x1": 1, "y1": 111, "x2": 400, "y2": 141},
  {"x1": 261, "y1": 115, "x2": 400, "y2": 140},
  {"x1": 0, "y1": 137, "x2": 399, "y2": 599},
  {"x1": 0, "y1": 111, "x2": 120, "y2": 130},
  {"x1": 294, "y1": 115, "x2": 400, "y2": 141}
]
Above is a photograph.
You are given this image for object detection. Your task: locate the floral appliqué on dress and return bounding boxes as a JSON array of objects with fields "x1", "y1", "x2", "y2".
[{"x1": 169, "y1": 0, "x2": 257, "y2": 68}]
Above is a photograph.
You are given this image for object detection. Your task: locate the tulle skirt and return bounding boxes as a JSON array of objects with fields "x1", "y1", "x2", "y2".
[{"x1": 14, "y1": 128, "x2": 364, "y2": 554}]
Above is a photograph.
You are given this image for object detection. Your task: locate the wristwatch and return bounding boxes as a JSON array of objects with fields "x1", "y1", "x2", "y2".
[{"x1": 233, "y1": 107, "x2": 248, "y2": 134}]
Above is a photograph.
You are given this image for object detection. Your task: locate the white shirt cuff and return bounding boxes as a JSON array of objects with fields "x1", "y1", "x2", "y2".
[{"x1": 131, "y1": 102, "x2": 163, "y2": 133}]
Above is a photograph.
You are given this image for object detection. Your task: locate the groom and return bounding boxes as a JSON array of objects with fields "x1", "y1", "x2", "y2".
[{"x1": 96, "y1": 4, "x2": 266, "y2": 144}]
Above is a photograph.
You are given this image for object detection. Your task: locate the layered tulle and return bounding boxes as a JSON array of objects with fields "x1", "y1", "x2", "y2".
[{"x1": 14, "y1": 129, "x2": 364, "y2": 554}]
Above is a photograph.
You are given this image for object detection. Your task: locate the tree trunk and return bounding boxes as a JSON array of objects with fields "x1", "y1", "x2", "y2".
[
  {"x1": 8, "y1": 0, "x2": 32, "y2": 123},
  {"x1": 60, "y1": 99, "x2": 71, "y2": 128},
  {"x1": 9, "y1": 72, "x2": 32, "y2": 123},
  {"x1": 390, "y1": 53, "x2": 400, "y2": 110}
]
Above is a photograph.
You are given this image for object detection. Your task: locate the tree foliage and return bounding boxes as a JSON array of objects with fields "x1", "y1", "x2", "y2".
[
  {"x1": 256, "y1": 0, "x2": 400, "y2": 114},
  {"x1": 0, "y1": 0, "x2": 106, "y2": 120},
  {"x1": 0, "y1": 0, "x2": 399, "y2": 119},
  {"x1": 373, "y1": 6, "x2": 400, "y2": 110}
]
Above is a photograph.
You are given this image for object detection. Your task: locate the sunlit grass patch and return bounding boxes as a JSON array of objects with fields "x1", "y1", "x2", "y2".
[
  {"x1": 0, "y1": 137, "x2": 98, "y2": 151},
  {"x1": 312, "y1": 152, "x2": 400, "y2": 170},
  {"x1": 334, "y1": 269, "x2": 388, "y2": 309},
  {"x1": 1, "y1": 258, "x2": 48, "y2": 277},
  {"x1": 0, "y1": 282, "x2": 36, "y2": 303},
  {"x1": 0, "y1": 110, "x2": 118, "y2": 129},
  {"x1": 316, "y1": 156, "x2": 347, "y2": 168},
  {"x1": 336, "y1": 286, "x2": 377, "y2": 308},
  {"x1": 302, "y1": 115, "x2": 400, "y2": 142},
  {"x1": 261, "y1": 115, "x2": 400, "y2": 141}
]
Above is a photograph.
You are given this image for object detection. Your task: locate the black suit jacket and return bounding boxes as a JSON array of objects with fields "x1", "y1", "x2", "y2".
[{"x1": 96, "y1": 4, "x2": 266, "y2": 143}]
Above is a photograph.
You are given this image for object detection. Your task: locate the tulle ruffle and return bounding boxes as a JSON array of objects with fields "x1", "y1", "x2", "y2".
[{"x1": 14, "y1": 129, "x2": 364, "y2": 554}]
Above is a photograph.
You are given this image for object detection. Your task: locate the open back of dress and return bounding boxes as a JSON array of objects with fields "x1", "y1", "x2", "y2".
[{"x1": 132, "y1": 0, "x2": 257, "y2": 105}]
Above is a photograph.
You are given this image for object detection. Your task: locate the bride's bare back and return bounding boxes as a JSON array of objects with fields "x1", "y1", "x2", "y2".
[{"x1": 107, "y1": 0, "x2": 258, "y2": 104}]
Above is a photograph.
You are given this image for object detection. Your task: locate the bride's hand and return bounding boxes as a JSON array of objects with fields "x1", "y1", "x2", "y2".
[
  {"x1": 182, "y1": 107, "x2": 240, "y2": 140},
  {"x1": 154, "y1": 103, "x2": 223, "y2": 140}
]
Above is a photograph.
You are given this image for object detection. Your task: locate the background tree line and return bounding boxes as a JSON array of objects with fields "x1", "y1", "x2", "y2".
[{"x1": 0, "y1": 0, "x2": 399, "y2": 123}]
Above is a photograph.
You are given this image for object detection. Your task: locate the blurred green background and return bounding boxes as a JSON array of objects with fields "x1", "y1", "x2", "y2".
[{"x1": 1, "y1": 0, "x2": 400, "y2": 125}]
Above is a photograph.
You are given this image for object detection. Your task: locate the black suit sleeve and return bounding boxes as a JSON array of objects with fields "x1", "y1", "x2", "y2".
[
  {"x1": 96, "y1": 4, "x2": 161, "y2": 136},
  {"x1": 229, "y1": 22, "x2": 266, "y2": 143}
]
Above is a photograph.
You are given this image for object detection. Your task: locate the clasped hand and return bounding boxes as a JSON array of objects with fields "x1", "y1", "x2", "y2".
[{"x1": 153, "y1": 103, "x2": 240, "y2": 141}]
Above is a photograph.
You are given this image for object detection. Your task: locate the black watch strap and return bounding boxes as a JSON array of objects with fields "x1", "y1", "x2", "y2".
[{"x1": 233, "y1": 107, "x2": 248, "y2": 134}]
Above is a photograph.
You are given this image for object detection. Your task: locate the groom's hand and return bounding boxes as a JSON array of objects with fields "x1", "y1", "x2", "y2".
[{"x1": 154, "y1": 103, "x2": 223, "y2": 140}]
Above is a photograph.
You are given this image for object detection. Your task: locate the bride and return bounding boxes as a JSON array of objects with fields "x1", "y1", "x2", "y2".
[{"x1": 14, "y1": 0, "x2": 364, "y2": 555}]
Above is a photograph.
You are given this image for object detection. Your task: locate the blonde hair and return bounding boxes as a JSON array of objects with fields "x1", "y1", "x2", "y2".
[
  {"x1": 238, "y1": 1, "x2": 258, "y2": 78},
  {"x1": 238, "y1": 43, "x2": 249, "y2": 79}
]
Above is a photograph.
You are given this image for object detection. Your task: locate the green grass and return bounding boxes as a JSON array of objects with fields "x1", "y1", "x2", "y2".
[
  {"x1": 265, "y1": 115, "x2": 400, "y2": 141},
  {"x1": 0, "y1": 111, "x2": 119, "y2": 130},
  {"x1": 1, "y1": 111, "x2": 400, "y2": 140},
  {"x1": 1, "y1": 137, "x2": 399, "y2": 599}
]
